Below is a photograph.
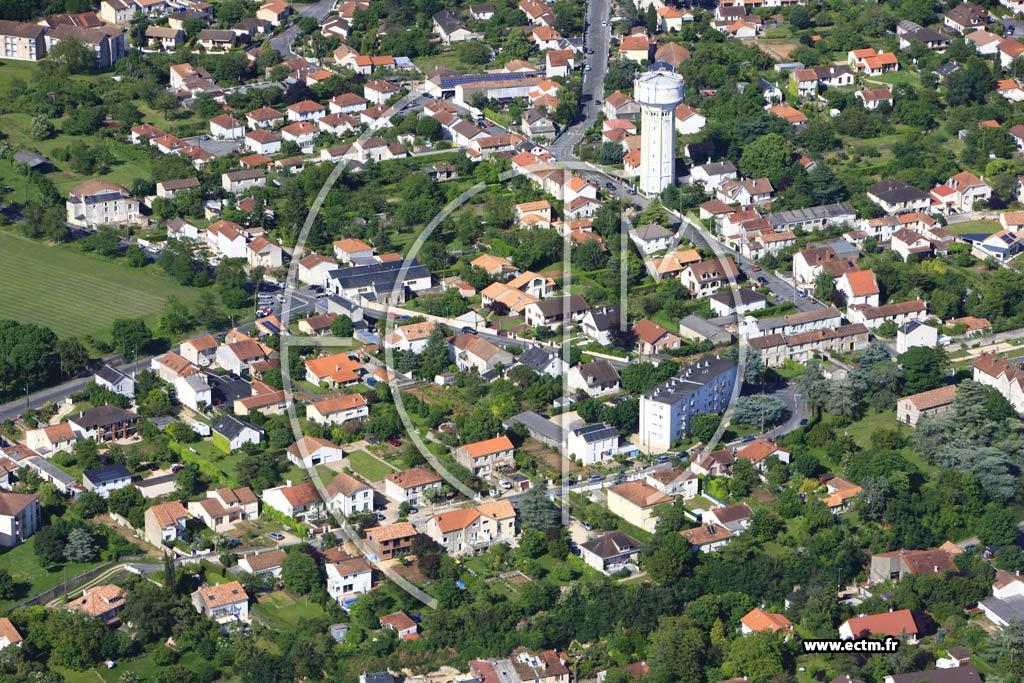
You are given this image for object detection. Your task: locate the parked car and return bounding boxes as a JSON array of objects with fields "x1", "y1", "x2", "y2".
[
  {"x1": 268, "y1": 532, "x2": 285, "y2": 541},
  {"x1": 751, "y1": 265, "x2": 761, "y2": 271}
]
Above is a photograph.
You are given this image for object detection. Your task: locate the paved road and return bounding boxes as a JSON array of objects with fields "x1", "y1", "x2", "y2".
[
  {"x1": 269, "y1": 0, "x2": 338, "y2": 59},
  {"x1": 549, "y1": 0, "x2": 611, "y2": 159}
]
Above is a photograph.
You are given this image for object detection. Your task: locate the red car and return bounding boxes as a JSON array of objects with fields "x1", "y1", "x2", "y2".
[{"x1": 751, "y1": 265, "x2": 761, "y2": 271}]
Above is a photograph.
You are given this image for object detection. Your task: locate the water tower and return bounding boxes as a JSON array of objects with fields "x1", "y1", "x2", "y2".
[{"x1": 634, "y1": 65, "x2": 686, "y2": 195}]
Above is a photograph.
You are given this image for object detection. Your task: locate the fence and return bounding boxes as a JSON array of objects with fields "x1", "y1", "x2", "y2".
[{"x1": 11, "y1": 554, "x2": 149, "y2": 611}]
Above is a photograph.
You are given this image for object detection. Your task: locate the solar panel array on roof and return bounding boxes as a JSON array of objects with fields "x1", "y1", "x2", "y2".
[{"x1": 439, "y1": 71, "x2": 540, "y2": 89}]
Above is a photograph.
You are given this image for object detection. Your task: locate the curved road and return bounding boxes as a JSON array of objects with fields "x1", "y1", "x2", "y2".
[{"x1": 269, "y1": 0, "x2": 339, "y2": 59}]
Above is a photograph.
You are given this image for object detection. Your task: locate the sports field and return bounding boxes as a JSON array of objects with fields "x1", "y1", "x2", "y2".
[{"x1": 0, "y1": 230, "x2": 204, "y2": 342}]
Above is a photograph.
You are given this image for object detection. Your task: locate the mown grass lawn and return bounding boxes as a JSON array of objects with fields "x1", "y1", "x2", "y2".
[
  {"x1": 252, "y1": 590, "x2": 327, "y2": 629},
  {"x1": 347, "y1": 450, "x2": 397, "y2": 481},
  {"x1": 0, "y1": 229, "x2": 207, "y2": 343},
  {"x1": 0, "y1": 536, "x2": 104, "y2": 613},
  {"x1": 946, "y1": 220, "x2": 1000, "y2": 236},
  {"x1": 54, "y1": 650, "x2": 212, "y2": 683}
]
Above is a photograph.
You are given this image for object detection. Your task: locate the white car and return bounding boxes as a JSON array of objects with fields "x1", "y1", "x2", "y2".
[
  {"x1": 585, "y1": 64, "x2": 592, "y2": 71},
  {"x1": 601, "y1": 20, "x2": 607, "y2": 26}
]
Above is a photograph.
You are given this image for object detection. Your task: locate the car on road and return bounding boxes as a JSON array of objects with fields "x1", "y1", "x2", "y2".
[
  {"x1": 601, "y1": 20, "x2": 607, "y2": 25},
  {"x1": 199, "y1": 134, "x2": 209, "y2": 141},
  {"x1": 799, "y1": 418, "x2": 808, "y2": 426},
  {"x1": 375, "y1": 512, "x2": 386, "y2": 520},
  {"x1": 499, "y1": 479, "x2": 512, "y2": 490},
  {"x1": 796, "y1": 289, "x2": 806, "y2": 297},
  {"x1": 741, "y1": 435, "x2": 756, "y2": 443},
  {"x1": 268, "y1": 532, "x2": 285, "y2": 541},
  {"x1": 751, "y1": 265, "x2": 761, "y2": 271},
  {"x1": 170, "y1": 463, "x2": 185, "y2": 473},
  {"x1": 656, "y1": 455, "x2": 672, "y2": 464},
  {"x1": 580, "y1": 520, "x2": 593, "y2": 530},
  {"x1": 605, "y1": 181, "x2": 616, "y2": 190},
  {"x1": 757, "y1": 276, "x2": 769, "y2": 285},
  {"x1": 585, "y1": 64, "x2": 592, "y2": 71},
  {"x1": 775, "y1": 295, "x2": 783, "y2": 302},
  {"x1": 588, "y1": 473, "x2": 603, "y2": 482},
  {"x1": 626, "y1": 188, "x2": 637, "y2": 195}
]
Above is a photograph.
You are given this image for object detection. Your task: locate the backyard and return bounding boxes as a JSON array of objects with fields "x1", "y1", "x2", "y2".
[
  {"x1": 347, "y1": 450, "x2": 397, "y2": 481},
  {"x1": 252, "y1": 589, "x2": 328, "y2": 629},
  {"x1": 0, "y1": 229, "x2": 207, "y2": 342}
]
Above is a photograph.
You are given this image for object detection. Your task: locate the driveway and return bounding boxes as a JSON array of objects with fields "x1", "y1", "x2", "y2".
[{"x1": 269, "y1": 0, "x2": 338, "y2": 59}]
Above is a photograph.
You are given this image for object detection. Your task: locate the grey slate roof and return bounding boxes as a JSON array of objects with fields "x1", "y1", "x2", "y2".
[
  {"x1": 580, "y1": 530, "x2": 641, "y2": 559},
  {"x1": 642, "y1": 357, "x2": 738, "y2": 404},
  {"x1": 328, "y1": 258, "x2": 431, "y2": 293},
  {"x1": 573, "y1": 423, "x2": 619, "y2": 443},
  {"x1": 83, "y1": 463, "x2": 131, "y2": 486},
  {"x1": 94, "y1": 365, "x2": 132, "y2": 385},
  {"x1": 213, "y1": 415, "x2": 260, "y2": 440},
  {"x1": 518, "y1": 346, "x2": 558, "y2": 374},
  {"x1": 767, "y1": 202, "x2": 856, "y2": 229}
]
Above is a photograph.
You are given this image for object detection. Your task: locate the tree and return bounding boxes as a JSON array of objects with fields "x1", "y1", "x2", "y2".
[
  {"x1": 140, "y1": 388, "x2": 172, "y2": 417},
  {"x1": 217, "y1": 259, "x2": 250, "y2": 309},
  {"x1": 47, "y1": 38, "x2": 95, "y2": 74},
  {"x1": 731, "y1": 458, "x2": 758, "y2": 497},
  {"x1": 642, "y1": 532, "x2": 693, "y2": 585},
  {"x1": 691, "y1": 413, "x2": 721, "y2": 444},
  {"x1": 813, "y1": 269, "x2": 835, "y2": 301},
  {"x1": 108, "y1": 485, "x2": 146, "y2": 528},
  {"x1": 646, "y1": 616, "x2": 707, "y2": 683},
  {"x1": 732, "y1": 395, "x2": 788, "y2": 428},
  {"x1": 63, "y1": 528, "x2": 99, "y2": 562},
  {"x1": 0, "y1": 568, "x2": 14, "y2": 600},
  {"x1": 46, "y1": 608, "x2": 120, "y2": 669},
  {"x1": 160, "y1": 296, "x2": 195, "y2": 336},
  {"x1": 125, "y1": 244, "x2": 147, "y2": 268},
  {"x1": 897, "y1": 346, "x2": 947, "y2": 394},
  {"x1": 74, "y1": 490, "x2": 107, "y2": 518},
  {"x1": 281, "y1": 550, "x2": 321, "y2": 594},
  {"x1": 739, "y1": 133, "x2": 796, "y2": 186},
  {"x1": 722, "y1": 631, "x2": 785, "y2": 681},
  {"x1": 518, "y1": 483, "x2": 560, "y2": 530},
  {"x1": 56, "y1": 338, "x2": 90, "y2": 377},
  {"x1": 111, "y1": 318, "x2": 152, "y2": 360},
  {"x1": 416, "y1": 116, "x2": 443, "y2": 141},
  {"x1": 34, "y1": 524, "x2": 68, "y2": 569},
  {"x1": 174, "y1": 463, "x2": 202, "y2": 500},
  {"x1": 330, "y1": 314, "x2": 353, "y2": 337}
]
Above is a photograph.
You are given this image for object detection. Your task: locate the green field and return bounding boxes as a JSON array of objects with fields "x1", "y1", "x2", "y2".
[
  {"x1": 946, "y1": 220, "x2": 1000, "y2": 236},
  {"x1": 347, "y1": 450, "x2": 396, "y2": 481},
  {"x1": 0, "y1": 536, "x2": 104, "y2": 613},
  {"x1": 0, "y1": 230, "x2": 206, "y2": 342}
]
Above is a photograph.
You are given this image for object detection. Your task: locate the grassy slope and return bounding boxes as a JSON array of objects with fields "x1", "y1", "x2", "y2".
[{"x1": 0, "y1": 229, "x2": 206, "y2": 341}]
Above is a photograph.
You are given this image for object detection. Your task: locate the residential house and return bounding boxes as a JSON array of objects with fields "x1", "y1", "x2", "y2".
[
  {"x1": 857, "y1": 87, "x2": 893, "y2": 110},
  {"x1": 455, "y1": 436, "x2": 515, "y2": 478},
  {"x1": 384, "y1": 321, "x2": 438, "y2": 353},
  {"x1": 82, "y1": 463, "x2": 132, "y2": 498},
  {"x1": 836, "y1": 269, "x2": 880, "y2": 307},
  {"x1": 67, "y1": 405, "x2": 138, "y2": 442},
  {"x1": 633, "y1": 319, "x2": 682, "y2": 355},
  {"x1": 681, "y1": 258, "x2": 740, "y2": 298},
  {"x1": 523, "y1": 295, "x2": 590, "y2": 329},
  {"x1": 869, "y1": 545, "x2": 960, "y2": 583},
  {"x1": 175, "y1": 373, "x2": 211, "y2": 412},
  {"x1": 325, "y1": 472, "x2": 374, "y2": 517},
  {"x1": 296, "y1": 254, "x2": 338, "y2": 285},
  {"x1": 867, "y1": 179, "x2": 932, "y2": 214},
  {"x1": 567, "y1": 423, "x2": 620, "y2": 466},
  {"x1": 629, "y1": 223, "x2": 676, "y2": 255},
  {"x1": 180, "y1": 334, "x2": 219, "y2": 367},
  {"x1": 196, "y1": 29, "x2": 235, "y2": 51},
  {"x1": 619, "y1": 34, "x2": 653, "y2": 62},
  {"x1": 579, "y1": 306, "x2": 621, "y2": 346},
  {"x1": 839, "y1": 610, "x2": 920, "y2": 642},
  {"x1": 846, "y1": 299, "x2": 929, "y2": 330},
  {"x1": 709, "y1": 288, "x2": 768, "y2": 317},
  {"x1": 24, "y1": 423, "x2": 77, "y2": 456},
  {"x1": 222, "y1": 169, "x2": 266, "y2": 194},
  {"x1": 680, "y1": 523, "x2": 735, "y2": 552},
  {"x1": 705, "y1": 503, "x2": 753, "y2": 533},
  {"x1": 0, "y1": 493, "x2": 40, "y2": 547},
  {"x1": 306, "y1": 394, "x2": 369, "y2": 425},
  {"x1": 192, "y1": 581, "x2": 249, "y2": 622},
  {"x1": 261, "y1": 481, "x2": 324, "y2": 521},
  {"x1": 944, "y1": 3, "x2": 989, "y2": 33},
  {"x1": 717, "y1": 177, "x2": 774, "y2": 206},
  {"x1": 326, "y1": 553, "x2": 373, "y2": 604},
  {"x1": 144, "y1": 501, "x2": 188, "y2": 547},
  {"x1": 212, "y1": 415, "x2": 263, "y2": 451},
  {"x1": 246, "y1": 236, "x2": 284, "y2": 269},
  {"x1": 145, "y1": 25, "x2": 184, "y2": 49},
  {"x1": 425, "y1": 499, "x2": 517, "y2": 554},
  {"x1": 973, "y1": 353, "x2": 1024, "y2": 414},
  {"x1": 433, "y1": 9, "x2": 481, "y2": 44},
  {"x1": 449, "y1": 334, "x2": 514, "y2": 373},
  {"x1": 897, "y1": 319, "x2": 940, "y2": 353},
  {"x1": 206, "y1": 220, "x2": 248, "y2": 258},
  {"x1": 93, "y1": 365, "x2": 135, "y2": 400},
  {"x1": 607, "y1": 481, "x2": 671, "y2": 532},
  {"x1": 365, "y1": 522, "x2": 417, "y2": 560},
  {"x1": 579, "y1": 531, "x2": 642, "y2": 575},
  {"x1": 674, "y1": 104, "x2": 706, "y2": 134},
  {"x1": 384, "y1": 468, "x2": 442, "y2": 504},
  {"x1": 691, "y1": 161, "x2": 738, "y2": 191},
  {"x1": 237, "y1": 549, "x2": 286, "y2": 577},
  {"x1": 603, "y1": 92, "x2": 641, "y2": 120},
  {"x1": 734, "y1": 439, "x2": 791, "y2": 472},
  {"x1": 257, "y1": 0, "x2": 290, "y2": 25},
  {"x1": 188, "y1": 487, "x2": 259, "y2": 532},
  {"x1": 246, "y1": 106, "x2": 284, "y2": 129},
  {"x1": 67, "y1": 584, "x2": 125, "y2": 625},
  {"x1": 567, "y1": 359, "x2": 621, "y2": 397},
  {"x1": 645, "y1": 466, "x2": 699, "y2": 498},
  {"x1": 741, "y1": 607, "x2": 795, "y2": 636},
  {"x1": 66, "y1": 180, "x2": 139, "y2": 227},
  {"x1": 515, "y1": 346, "x2": 567, "y2": 378}
]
